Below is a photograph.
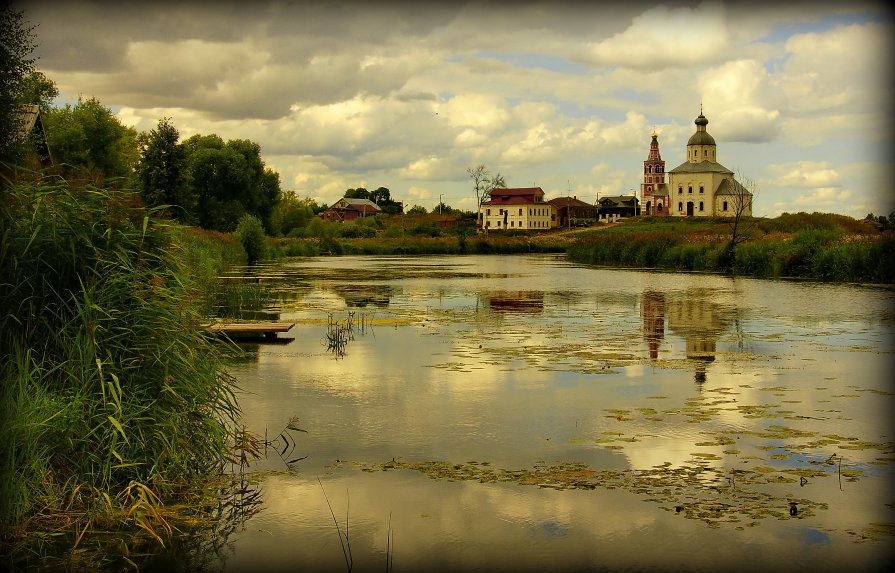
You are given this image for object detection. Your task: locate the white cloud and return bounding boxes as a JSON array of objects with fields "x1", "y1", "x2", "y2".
[
  {"x1": 768, "y1": 161, "x2": 842, "y2": 188},
  {"x1": 582, "y1": 1, "x2": 730, "y2": 70}
]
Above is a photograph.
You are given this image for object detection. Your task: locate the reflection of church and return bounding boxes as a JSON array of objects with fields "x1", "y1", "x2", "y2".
[{"x1": 640, "y1": 289, "x2": 732, "y2": 388}]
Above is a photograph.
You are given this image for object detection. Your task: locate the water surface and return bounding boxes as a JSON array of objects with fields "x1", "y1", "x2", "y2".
[{"x1": 199, "y1": 254, "x2": 895, "y2": 573}]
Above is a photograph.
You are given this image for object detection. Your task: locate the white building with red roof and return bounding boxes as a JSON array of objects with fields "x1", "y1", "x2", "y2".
[{"x1": 479, "y1": 187, "x2": 557, "y2": 231}]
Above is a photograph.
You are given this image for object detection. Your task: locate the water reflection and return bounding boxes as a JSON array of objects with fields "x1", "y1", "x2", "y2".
[
  {"x1": 486, "y1": 290, "x2": 545, "y2": 314},
  {"x1": 209, "y1": 255, "x2": 894, "y2": 573}
]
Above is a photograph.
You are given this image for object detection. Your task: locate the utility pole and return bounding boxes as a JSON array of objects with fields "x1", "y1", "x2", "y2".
[{"x1": 439, "y1": 194, "x2": 442, "y2": 215}]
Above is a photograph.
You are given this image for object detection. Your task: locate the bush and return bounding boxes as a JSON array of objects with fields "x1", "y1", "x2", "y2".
[{"x1": 235, "y1": 213, "x2": 268, "y2": 264}]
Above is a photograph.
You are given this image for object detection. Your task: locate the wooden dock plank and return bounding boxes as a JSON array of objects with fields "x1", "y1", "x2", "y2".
[{"x1": 205, "y1": 322, "x2": 295, "y2": 334}]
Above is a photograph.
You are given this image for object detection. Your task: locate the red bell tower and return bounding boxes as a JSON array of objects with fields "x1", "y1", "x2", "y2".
[{"x1": 641, "y1": 130, "x2": 669, "y2": 216}]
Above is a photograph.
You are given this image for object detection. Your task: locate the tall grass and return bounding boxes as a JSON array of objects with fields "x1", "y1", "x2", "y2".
[
  {"x1": 0, "y1": 180, "x2": 240, "y2": 551},
  {"x1": 568, "y1": 218, "x2": 894, "y2": 283}
]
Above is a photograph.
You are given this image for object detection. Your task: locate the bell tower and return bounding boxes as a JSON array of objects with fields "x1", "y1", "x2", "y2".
[{"x1": 641, "y1": 130, "x2": 667, "y2": 216}]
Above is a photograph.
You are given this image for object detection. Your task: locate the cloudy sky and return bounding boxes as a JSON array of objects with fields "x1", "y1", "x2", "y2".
[{"x1": 19, "y1": 0, "x2": 893, "y2": 218}]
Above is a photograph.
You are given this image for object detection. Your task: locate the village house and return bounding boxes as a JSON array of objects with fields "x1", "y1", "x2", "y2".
[
  {"x1": 548, "y1": 196, "x2": 597, "y2": 227},
  {"x1": 321, "y1": 197, "x2": 381, "y2": 222},
  {"x1": 597, "y1": 195, "x2": 639, "y2": 222},
  {"x1": 479, "y1": 187, "x2": 556, "y2": 231}
]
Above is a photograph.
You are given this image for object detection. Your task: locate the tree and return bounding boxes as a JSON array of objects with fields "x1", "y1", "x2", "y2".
[
  {"x1": 0, "y1": 3, "x2": 37, "y2": 165},
  {"x1": 467, "y1": 164, "x2": 507, "y2": 229},
  {"x1": 407, "y1": 204, "x2": 427, "y2": 215},
  {"x1": 19, "y1": 70, "x2": 57, "y2": 111},
  {"x1": 43, "y1": 96, "x2": 138, "y2": 182},
  {"x1": 269, "y1": 189, "x2": 317, "y2": 236},
  {"x1": 182, "y1": 133, "x2": 282, "y2": 232},
  {"x1": 235, "y1": 213, "x2": 268, "y2": 264},
  {"x1": 345, "y1": 187, "x2": 370, "y2": 199},
  {"x1": 719, "y1": 172, "x2": 757, "y2": 271},
  {"x1": 136, "y1": 118, "x2": 192, "y2": 220}
]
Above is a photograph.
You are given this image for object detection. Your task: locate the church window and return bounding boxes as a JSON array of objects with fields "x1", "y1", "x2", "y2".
[
  {"x1": 647, "y1": 186, "x2": 652, "y2": 193},
  {"x1": 678, "y1": 202, "x2": 683, "y2": 212},
  {"x1": 699, "y1": 201, "x2": 704, "y2": 212},
  {"x1": 487, "y1": 209, "x2": 490, "y2": 215},
  {"x1": 688, "y1": 186, "x2": 692, "y2": 194},
  {"x1": 658, "y1": 202, "x2": 663, "y2": 212},
  {"x1": 678, "y1": 186, "x2": 682, "y2": 194},
  {"x1": 699, "y1": 186, "x2": 704, "y2": 194},
  {"x1": 519, "y1": 208, "x2": 523, "y2": 216},
  {"x1": 723, "y1": 201, "x2": 728, "y2": 211},
  {"x1": 704, "y1": 150, "x2": 708, "y2": 156},
  {"x1": 693, "y1": 150, "x2": 697, "y2": 157}
]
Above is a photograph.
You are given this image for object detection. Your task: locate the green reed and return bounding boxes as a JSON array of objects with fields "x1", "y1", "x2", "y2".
[{"x1": 0, "y1": 180, "x2": 241, "y2": 558}]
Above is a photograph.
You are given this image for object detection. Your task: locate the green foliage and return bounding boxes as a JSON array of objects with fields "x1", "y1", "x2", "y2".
[
  {"x1": 43, "y1": 96, "x2": 138, "y2": 182},
  {"x1": 0, "y1": 3, "x2": 36, "y2": 163},
  {"x1": 18, "y1": 70, "x2": 57, "y2": 112},
  {"x1": 235, "y1": 213, "x2": 268, "y2": 264},
  {"x1": 568, "y1": 216, "x2": 893, "y2": 283},
  {"x1": 0, "y1": 180, "x2": 239, "y2": 530},
  {"x1": 407, "y1": 204, "x2": 427, "y2": 215},
  {"x1": 269, "y1": 189, "x2": 316, "y2": 236},
  {"x1": 182, "y1": 133, "x2": 281, "y2": 232},
  {"x1": 136, "y1": 118, "x2": 192, "y2": 221}
]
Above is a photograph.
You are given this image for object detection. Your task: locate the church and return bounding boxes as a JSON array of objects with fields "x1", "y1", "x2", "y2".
[{"x1": 641, "y1": 111, "x2": 752, "y2": 218}]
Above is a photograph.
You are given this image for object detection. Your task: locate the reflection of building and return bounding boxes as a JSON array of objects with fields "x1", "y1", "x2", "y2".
[
  {"x1": 487, "y1": 291, "x2": 544, "y2": 314},
  {"x1": 333, "y1": 284, "x2": 392, "y2": 308},
  {"x1": 640, "y1": 290, "x2": 665, "y2": 359},
  {"x1": 641, "y1": 288, "x2": 733, "y2": 388}
]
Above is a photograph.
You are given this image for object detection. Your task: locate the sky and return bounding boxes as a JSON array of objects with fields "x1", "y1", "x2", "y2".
[{"x1": 17, "y1": 0, "x2": 894, "y2": 218}]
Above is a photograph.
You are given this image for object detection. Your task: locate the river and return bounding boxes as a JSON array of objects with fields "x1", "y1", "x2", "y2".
[{"x1": 167, "y1": 253, "x2": 895, "y2": 573}]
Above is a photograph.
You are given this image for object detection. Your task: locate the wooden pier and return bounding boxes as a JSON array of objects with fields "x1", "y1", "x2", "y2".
[{"x1": 204, "y1": 321, "x2": 295, "y2": 342}]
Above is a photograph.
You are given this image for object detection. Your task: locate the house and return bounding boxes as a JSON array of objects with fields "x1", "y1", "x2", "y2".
[
  {"x1": 548, "y1": 196, "x2": 597, "y2": 227},
  {"x1": 597, "y1": 195, "x2": 639, "y2": 222},
  {"x1": 667, "y1": 111, "x2": 752, "y2": 218},
  {"x1": 479, "y1": 187, "x2": 556, "y2": 231},
  {"x1": 8, "y1": 104, "x2": 53, "y2": 169},
  {"x1": 321, "y1": 197, "x2": 382, "y2": 221}
]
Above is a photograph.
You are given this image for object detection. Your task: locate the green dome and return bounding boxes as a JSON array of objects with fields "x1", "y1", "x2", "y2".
[{"x1": 687, "y1": 131, "x2": 716, "y2": 146}]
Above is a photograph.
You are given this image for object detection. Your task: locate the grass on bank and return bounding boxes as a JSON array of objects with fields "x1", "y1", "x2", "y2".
[
  {"x1": 566, "y1": 215, "x2": 894, "y2": 283},
  {"x1": 0, "y1": 179, "x2": 249, "y2": 568}
]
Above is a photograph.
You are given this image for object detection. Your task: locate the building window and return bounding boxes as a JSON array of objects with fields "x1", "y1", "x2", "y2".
[
  {"x1": 704, "y1": 150, "x2": 708, "y2": 156},
  {"x1": 678, "y1": 202, "x2": 683, "y2": 212},
  {"x1": 699, "y1": 201, "x2": 704, "y2": 211},
  {"x1": 519, "y1": 208, "x2": 523, "y2": 216},
  {"x1": 647, "y1": 186, "x2": 652, "y2": 193},
  {"x1": 678, "y1": 186, "x2": 682, "y2": 194},
  {"x1": 699, "y1": 186, "x2": 704, "y2": 194},
  {"x1": 693, "y1": 150, "x2": 697, "y2": 157},
  {"x1": 688, "y1": 186, "x2": 692, "y2": 194},
  {"x1": 486, "y1": 209, "x2": 490, "y2": 215},
  {"x1": 499, "y1": 209, "x2": 503, "y2": 215},
  {"x1": 657, "y1": 202, "x2": 663, "y2": 212},
  {"x1": 723, "y1": 201, "x2": 728, "y2": 211}
]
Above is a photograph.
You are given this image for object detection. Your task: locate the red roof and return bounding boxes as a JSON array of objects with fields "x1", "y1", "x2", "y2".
[{"x1": 484, "y1": 187, "x2": 545, "y2": 206}]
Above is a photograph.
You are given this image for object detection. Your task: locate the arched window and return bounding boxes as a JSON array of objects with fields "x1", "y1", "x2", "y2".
[
  {"x1": 688, "y1": 186, "x2": 693, "y2": 194},
  {"x1": 699, "y1": 201, "x2": 704, "y2": 211},
  {"x1": 678, "y1": 186, "x2": 682, "y2": 194},
  {"x1": 699, "y1": 186, "x2": 704, "y2": 194},
  {"x1": 658, "y1": 202, "x2": 664, "y2": 212},
  {"x1": 678, "y1": 202, "x2": 683, "y2": 212}
]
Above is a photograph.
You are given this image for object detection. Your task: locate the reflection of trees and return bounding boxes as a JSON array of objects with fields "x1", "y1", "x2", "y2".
[
  {"x1": 485, "y1": 291, "x2": 545, "y2": 314},
  {"x1": 142, "y1": 473, "x2": 264, "y2": 572}
]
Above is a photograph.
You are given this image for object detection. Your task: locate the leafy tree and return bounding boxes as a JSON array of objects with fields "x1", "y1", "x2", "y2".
[
  {"x1": 270, "y1": 189, "x2": 317, "y2": 236},
  {"x1": 345, "y1": 187, "x2": 370, "y2": 200},
  {"x1": 136, "y1": 118, "x2": 192, "y2": 220},
  {"x1": 183, "y1": 133, "x2": 281, "y2": 232},
  {"x1": 235, "y1": 213, "x2": 268, "y2": 264},
  {"x1": 43, "y1": 96, "x2": 138, "y2": 182},
  {"x1": 19, "y1": 70, "x2": 57, "y2": 111},
  {"x1": 407, "y1": 204, "x2": 427, "y2": 215},
  {"x1": 0, "y1": 3, "x2": 36, "y2": 164}
]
